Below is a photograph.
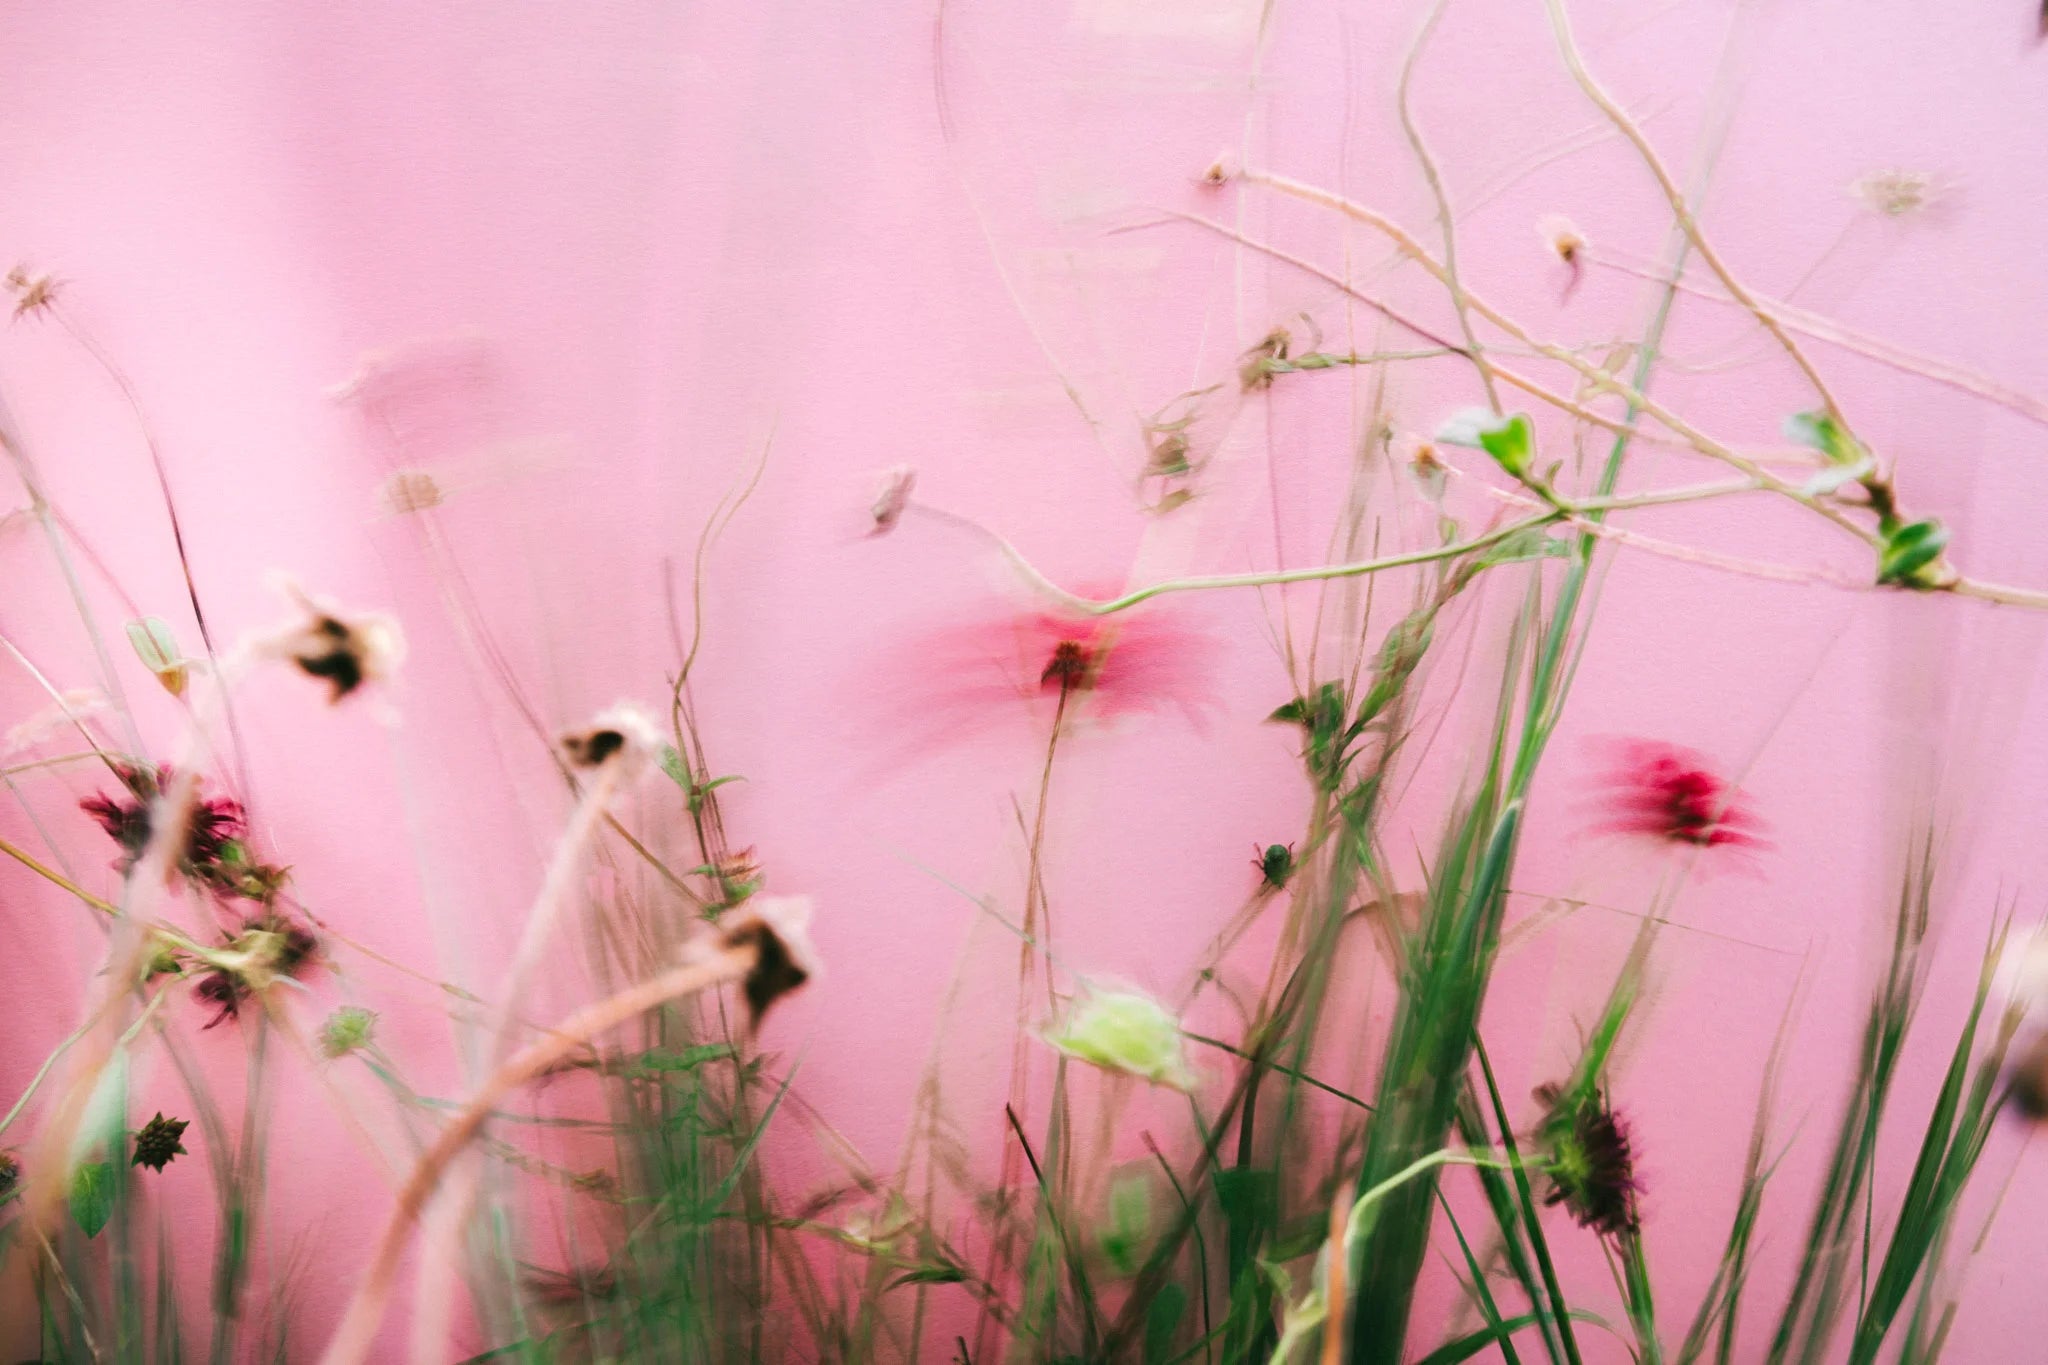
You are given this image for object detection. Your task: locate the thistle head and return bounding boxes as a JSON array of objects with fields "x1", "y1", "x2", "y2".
[{"x1": 132, "y1": 1113, "x2": 190, "y2": 1172}]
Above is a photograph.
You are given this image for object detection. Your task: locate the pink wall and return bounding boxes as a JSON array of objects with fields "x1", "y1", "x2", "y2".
[{"x1": 2, "y1": 0, "x2": 2046, "y2": 1358}]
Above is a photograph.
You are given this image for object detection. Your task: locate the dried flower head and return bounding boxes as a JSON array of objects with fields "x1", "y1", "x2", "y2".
[
  {"x1": 0, "y1": 1151, "x2": 18, "y2": 1203},
  {"x1": 318, "y1": 1006, "x2": 378, "y2": 1059},
  {"x1": 559, "y1": 701, "x2": 663, "y2": 774},
  {"x1": 1537, "y1": 215, "x2": 1586, "y2": 298},
  {"x1": 1238, "y1": 328, "x2": 1292, "y2": 391},
  {"x1": 715, "y1": 895, "x2": 819, "y2": 1026},
  {"x1": 79, "y1": 762, "x2": 280, "y2": 899},
  {"x1": 131, "y1": 1113, "x2": 190, "y2": 1172},
  {"x1": 2010, "y1": 1033, "x2": 2048, "y2": 1121},
  {"x1": 380, "y1": 469, "x2": 445, "y2": 515},
  {"x1": 868, "y1": 465, "x2": 917, "y2": 536},
  {"x1": 1850, "y1": 168, "x2": 1940, "y2": 218},
  {"x1": 254, "y1": 579, "x2": 405, "y2": 703},
  {"x1": 1043, "y1": 987, "x2": 1195, "y2": 1090},
  {"x1": 193, "y1": 917, "x2": 319, "y2": 1028},
  {"x1": 1535, "y1": 1082, "x2": 1640, "y2": 1238},
  {"x1": 1586, "y1": 739, "x2": 1768, "y2": 855},
  {"x1": 5, "y1": 264, "x2": 57, "y2": 320}
]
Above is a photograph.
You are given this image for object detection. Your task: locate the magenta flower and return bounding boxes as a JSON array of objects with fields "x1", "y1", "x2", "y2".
[
  {"x1": 864, "y1": 593, "x2": 1218, "y2": 760},
  {"x1": 1585, "y1": 739, "x2": 1768, "y2": 854}
]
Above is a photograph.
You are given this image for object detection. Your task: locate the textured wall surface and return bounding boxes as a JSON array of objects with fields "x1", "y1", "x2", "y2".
[{"x1": 1, "y1": 1, "x2": 2045, "y2": 1358}]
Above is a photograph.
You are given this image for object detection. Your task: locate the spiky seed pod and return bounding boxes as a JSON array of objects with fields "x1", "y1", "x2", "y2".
[
  {"x1": 1535, "y1": 1083, "x2": 1641, "y2": 1238},
  {"x1": 132, "y1": 1113, "x2": 190, "y2": 1172}
]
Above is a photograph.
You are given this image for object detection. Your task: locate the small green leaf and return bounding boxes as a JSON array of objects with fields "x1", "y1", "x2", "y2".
[
  {"x1": 1143, "y1": 1283, "x2": 1188, "y2": 1364},
  {"x1": 69, "y1": 1162, "x2": 114, "y2": 1239},
  {"x1": 1877, "y1": 519, "x2": 1952, "y2": 589},
  {"x1": 1784, "y1": 409, "x2": 1865, "y2": 465},
  {"x1": 1476, "y1": 413, "x2": 1534, "y2": 478},
  {"x1": 1439, "y1": 409, "x2": 1534, "y2": 478},
  {"x1": 125, "y1": 617, "x2": 187, "y2": 697},
  {"x1": 885, "y1": 1264, "x2": 966, "y2": 1291},
  {"x1": 656, "y1": 744, "x2": 690, "y2": 790},
  {"x1": 629, "y1": 1044, "x2": 736, "y2": 1074}
]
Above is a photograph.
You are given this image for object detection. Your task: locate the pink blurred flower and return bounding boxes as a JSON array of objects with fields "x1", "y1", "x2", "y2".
[
  {"x1": 1585, "y1": 739, "x2": 1768, "y2": 854},
  {"x1": 865, "y1": 593, "x2": 1218, "y2": 761}
]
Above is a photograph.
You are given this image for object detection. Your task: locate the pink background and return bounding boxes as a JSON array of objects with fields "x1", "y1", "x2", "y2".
[{"x1": 2, "y1": 0, "x2": 2046, "y2": 1358}]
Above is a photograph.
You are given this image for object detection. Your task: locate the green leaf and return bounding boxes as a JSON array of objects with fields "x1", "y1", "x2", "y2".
[
  {"x1": 1784, "y1": 410, "x2": 1864, "y2": 465},
  {"x1": 627, "y1": 1044, "x2": 736, "y2": 1075},
  {"x1": 125, "y1": 617, "x2": 187, "y2": 696},
  {"x1": 885, "y1": 1264, "x2": 967, "y2": 1291},
  {"x1": 656, "y1": 744, "x2": 690, "y2": 790},
  {"x1": 69, "y1": 1162, "x2": 114, "y2": 1239},
  {"x1": 1876, "y1": 519, "x2": 1951, "y2": 588},
  {"x1": 1213, "y1": 1167, "x2": 1277, "y2": 1229},
  {"x1": 1477, "y1": 527, "x2": 1566, "y2": 569},
  {"x1": 1143, "y1": 1282, "x2": 1188, "y2": 1364}
]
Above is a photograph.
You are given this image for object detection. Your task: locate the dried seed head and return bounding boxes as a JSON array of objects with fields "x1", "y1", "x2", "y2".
[
  {"x1": 868, "y1": 465, "x2": 917, "y2": 536},
  {"x1": 559, "y1": 701, "x2": 663, "y2": 773},
  {"x1": 380, "y1": 469, "x2": 445, "y2": 515},
  {"x1": 132, "y1": 1113, "x2": 190, "y2": 1172},
  {"x1": 1534, "y1": 1083, "x2": 1640, "y2": 1238},
  {"x1": 1537, "y1": 214, "x2": 1586, "y2": 267},
  {"x1": 1850, "y1": 168, "x2": 1939, "y2": 218},
  {"x1": 6, "y1": 265, "x2": 57, "y2": 320},
  {"x1": 255, "y1": 577, "x2": 405, "y2": 703},
  {"x1": 2012, "y1": 1035, "x2": 2048, "y2": 1120},
  {"x1": 717, "y1": 895, "x2": 819, "y2": 1026}
]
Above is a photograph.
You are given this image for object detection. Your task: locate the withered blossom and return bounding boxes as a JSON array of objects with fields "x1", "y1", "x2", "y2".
[
  {"x1": 868, "y1": 465, "x2": 916, "y2": 536},
  {"x1": 79, "y1": 762, "x2": 284, "y2": 898},
  {"x1": 559, "y1": 701, "x2": 663, "y2": 774},
  {"x1": 255, "y1": 579, "x2": 405, "y2": 703},
  {"x1": 193, "y1": 917, "x2": 320, "y2": 1028},
  {"x1": 714, "y1": 895, "x2": 819, "y2": 1027}
]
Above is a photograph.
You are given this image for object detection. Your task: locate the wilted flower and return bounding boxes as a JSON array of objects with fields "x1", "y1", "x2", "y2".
[
  {"x1": 131, "y1": 1113, "x2": 190, "y2": 1172},
  {"x1": 1043, "y1": 987, "x2": 1195, "y2": 1091},
  {"x1": 559, "y1": 701, "x2": 664, "y2": 774},
  {"x1": 80, "y1": 762, "x2": 273, "y2": 898},
  {"x1": 192, "y1": 917, "x2": 320, "y2": 1028},
  {"x1": 1585, "y1": 739, "x2": 1768, "y2": 855},
  {"x1": 868, "y1": 465, "x2": 917, "y2": 536},
  {"x1": 318, "y1": 1006, "x2": 378, "y2": 1059},
  {"x1": 253, "y1": 578, "x2": 405, "y2": 703},
  {"x1": 1534, "y1": 1082, "x2": 1639, "y2": 1238},
  {"x1": 714, "y1": 895, "x2": 819, "y2": 1026}
]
